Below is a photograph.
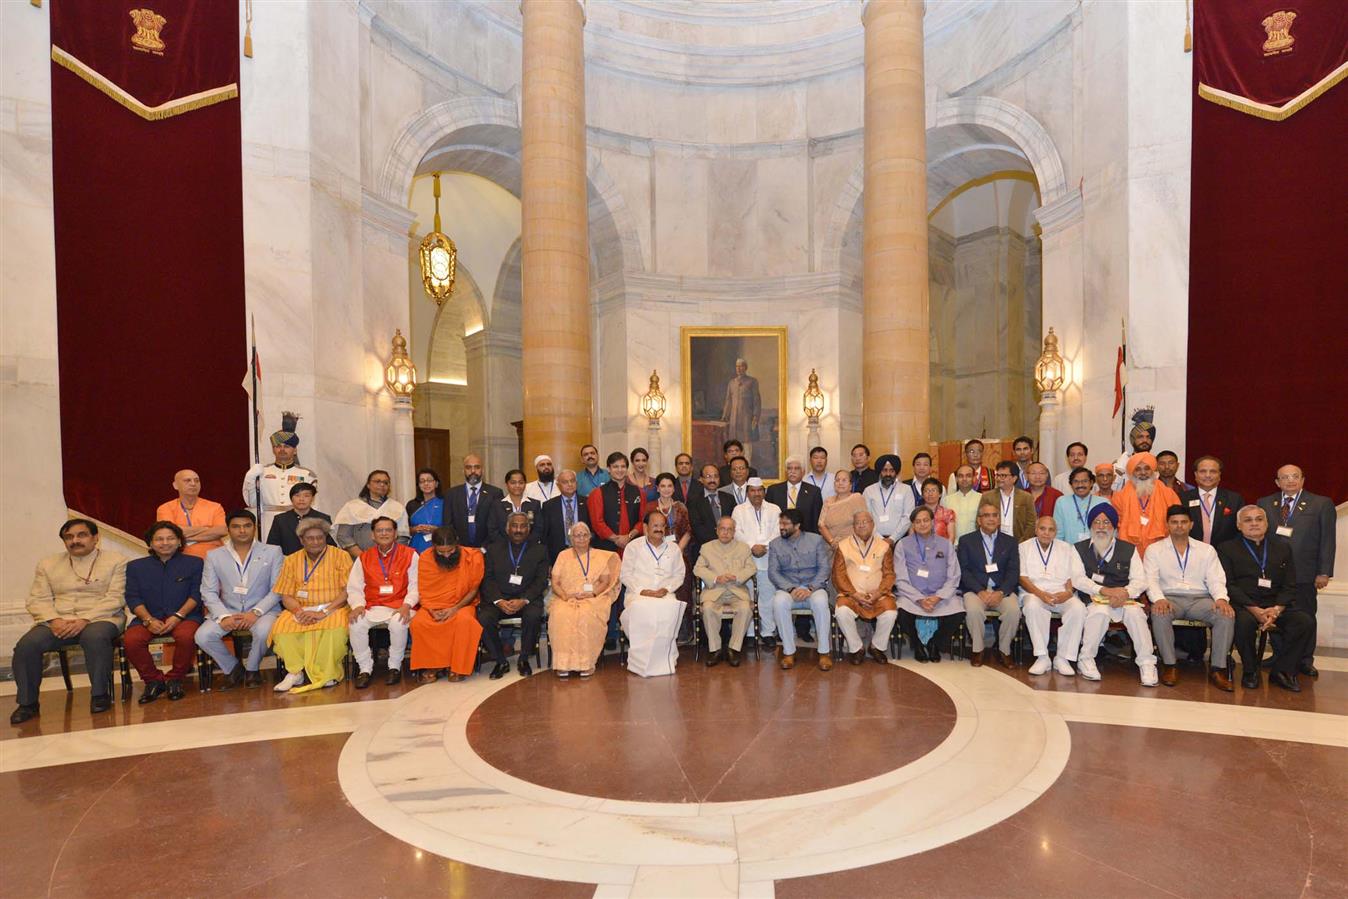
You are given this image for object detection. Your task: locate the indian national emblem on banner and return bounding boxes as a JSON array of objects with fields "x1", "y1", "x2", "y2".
[
  {"x1": 130, "y1": 8, "x2": 167, "y2": 55},
  {"x1": 1261, "y1": 10, "x2": 1296, "y2": 56}
]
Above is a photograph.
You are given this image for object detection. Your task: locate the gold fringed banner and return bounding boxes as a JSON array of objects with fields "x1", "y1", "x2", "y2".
[
  {"x1": 1198, "y1": 60, "x2": 1348, "y2": 121},
  {"x1": 50, "y1": 45, "x2": 237, "y2": 121}
]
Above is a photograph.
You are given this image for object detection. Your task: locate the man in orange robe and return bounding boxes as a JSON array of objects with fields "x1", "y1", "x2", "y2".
[
  {"x1": 1111, "y1": 452, "x2": 1178, "y2": 556},
  {"x1": 410, "y1": 526, "x2": 484, "y2": 682}
]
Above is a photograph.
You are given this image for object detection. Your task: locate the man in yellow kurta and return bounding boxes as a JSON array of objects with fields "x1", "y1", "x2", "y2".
[
  {"x1": 269, "y1": 517, "x2": 353, "y2": 693},
  {"x1": 1111, "y1": 452, "x2": 1179, "y2": 557}
]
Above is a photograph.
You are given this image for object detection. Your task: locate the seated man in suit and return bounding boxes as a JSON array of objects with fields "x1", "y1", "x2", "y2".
[
  {"x1": 958, "y1": 503, "x2": 1021, "y2": 668},
  {"x1": 693, "y1": 515, "x2": 757, "y2": 667},
  {"x1": 767, "y1": 456, "x2": 822, "y2": 533},
  {"x1": 478, "y1": 512, "x2": 548, "y2": 679},
  {"x1": 1218, "y1": 506, "x2": 1314, "y2": 692},
  {"x1": 1072, "y1": 505, "x2": 1155, "y2": 686},
  {"x1": 1180, "y1": 455, "x2": 1242, "y2": 545},
  {"x1": 537, "y1": 469, "x2": 590, "y2": 565},
  {"x1": 446, "y1": 454, "x2": 504, "y2": 549}
]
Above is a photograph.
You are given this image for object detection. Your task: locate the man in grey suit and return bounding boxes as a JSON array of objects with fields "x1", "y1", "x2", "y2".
[{"x1": 1257, "y1": 465, "x2": 1336, "y2": 678}]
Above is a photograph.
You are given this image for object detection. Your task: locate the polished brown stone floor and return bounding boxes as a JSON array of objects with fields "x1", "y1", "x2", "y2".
[{"x1": 468, "y1": 660, "x2": 956, "y2": 802}]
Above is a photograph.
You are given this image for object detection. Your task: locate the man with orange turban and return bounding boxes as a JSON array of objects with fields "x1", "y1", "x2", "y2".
[{"x1": 1111, "y1": 452, "x2": 1178, "y2": 556}]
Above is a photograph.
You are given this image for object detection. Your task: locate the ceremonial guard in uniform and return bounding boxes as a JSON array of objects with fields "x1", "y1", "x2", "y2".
[{"x1": 243, "y1": 412, "x2": 318, "y2": 539}]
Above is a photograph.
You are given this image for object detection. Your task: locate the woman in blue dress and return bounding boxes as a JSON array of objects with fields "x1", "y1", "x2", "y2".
[{"x1": 406, "y1": 468, "x2": 445, "y2": 553}]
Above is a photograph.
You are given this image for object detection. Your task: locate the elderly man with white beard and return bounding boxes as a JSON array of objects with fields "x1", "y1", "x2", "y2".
[
  {"x1": 1110, "y1": 452, "x2": 1179, "y2": 557},
  {"x1": 1071, "y1": 505, "x2": 1156, "y2": 685}
]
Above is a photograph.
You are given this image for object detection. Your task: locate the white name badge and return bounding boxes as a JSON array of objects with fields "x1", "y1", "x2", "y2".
[
  {"x1": 859, "y1": 564, "x2": 873, "y2": 572},
  {"x1": 583, "y1": 582, "x2": 594, "y2": 592},
  {"x1": 467, "y1": 514, "x2": 476, "y2": 524},
  {"x1": 664, "y1": 534, "x2": 678, "y2": 545},
  {"x1": 1188, "y1": 499, "x2": 1200, "y2": 507},
  {"x1": 509, "y1": 574, "x2": 524, "y2": 586},
  {"x1": 1276, "y1": 526, "x2": 1293, "y2": 537},
  {"x1": 232, "y1": 584, "x2": 249, "y2": 595},
  {"x1": 297, "y1": 590, "x2": 309, "y2": 598},
  {"x1": 1092, "y1": 573, "x2": 1105, "y2": 583},
  {"x1": 879, "y1": 514, "x2": 890, "y2": 522},
  {"x1": 378, "y1": 584, "x2": 395, "y2": 595},
  {"x1": 1258, "y1": 578, "x2": 1273, "y2": 589},
  {"x1": 1139, "y1": 516, "x2": 1150, "y2": 526},
  {"x1": 985, "y1": 563, "x2": 999, "y2": 573},
  {"x1": 916, "y1": 568, "x2": 930, "y2": 578},
  {"x1": 1177, "y1": 581, "x2": 1190, "y2": 591}
]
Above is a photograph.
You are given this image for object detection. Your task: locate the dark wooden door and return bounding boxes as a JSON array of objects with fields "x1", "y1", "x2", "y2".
[{"x1": 413, "y1": 427, "x2": 452, "y2": 488}]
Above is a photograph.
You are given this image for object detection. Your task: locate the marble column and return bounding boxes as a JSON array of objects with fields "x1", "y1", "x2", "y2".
[
  {"x1": 520, "y1": 0, "x2": 591, "y2": 465},
  {"x1": 861, "y1": 0, "x2": 929, "y2": 455}
]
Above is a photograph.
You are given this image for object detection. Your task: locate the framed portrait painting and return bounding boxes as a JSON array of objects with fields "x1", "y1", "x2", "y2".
[{"x1": 681, "y1": 327, "x2": 787, "y2": 482}]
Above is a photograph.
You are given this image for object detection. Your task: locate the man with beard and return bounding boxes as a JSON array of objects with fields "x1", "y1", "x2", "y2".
[
  {"x1": 446, "y1": 454, "x2": 504, "y2": 549},
  {"x1": 863, "y1": 453, "x2": 915, "y2": 542},
  {"x1": 410, "y1": 526, "x2": 485, "y2": 683},
  {"x1": 1112, "y1": 407, "x2": 1156, "y2": 477},
  {"x1": 1111, "y1": 452, "x2": 1179, "y2": 556},
  {"x1": 689, "y1": 463, "x2": 726, "y2": 548},
  {"x1": 1155, "y1": 451, "x2": 1192, "y2": 495},
  {"x1": 1145, "y1": 505, "x2": 1235, "y2": 690},
  {"x1": 1072, "y1": 505, "x2": 1156, "y2": 685},
  {"x1": 524, "y1": 454, "x2": 559, "y2": 505}
]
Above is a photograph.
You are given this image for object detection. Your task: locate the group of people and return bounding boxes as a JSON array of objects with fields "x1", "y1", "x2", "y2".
[{"x1": 9, "y1": 415, "x2": 1336, "y2": 724}]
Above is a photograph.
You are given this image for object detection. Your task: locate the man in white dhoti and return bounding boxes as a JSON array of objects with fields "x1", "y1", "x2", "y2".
[
  {"x1": 242, "y1": 412, "x2": 318, "y2": 539},
  {"x1": 1018, "y1": 515, "x2": 1088, "y2": 676},
  {"x1": 619, "y1": 511, "x2": 687, "y2": 677}
]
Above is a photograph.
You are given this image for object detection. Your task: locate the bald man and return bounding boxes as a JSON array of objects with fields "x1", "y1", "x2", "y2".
[
  {"x1": 156, "y1": 470, "x2": 227, "y2": 559},
  {"x1": 446, "y1": 454, "x2": 505, "y2": 549}
]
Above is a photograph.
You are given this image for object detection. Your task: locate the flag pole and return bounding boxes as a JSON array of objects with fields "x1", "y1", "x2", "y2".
[
  {"x1": 250, "y1": 314, "x2": 263, "y2": 525},
  {"x1": 1119, "y1": 317, "x2": 1127, "y2": 454}
]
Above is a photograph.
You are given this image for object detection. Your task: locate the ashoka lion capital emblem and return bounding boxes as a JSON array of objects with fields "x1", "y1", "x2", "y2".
[
  {"x1": 130, "y1": 8, "x2": 167, "y2": 54},
  {"x1": 1261, "y1": 10, "x2": 1296, "y2": 55}
]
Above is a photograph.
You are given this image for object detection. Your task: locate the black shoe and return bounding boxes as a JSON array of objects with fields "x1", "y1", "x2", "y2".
[
  {"x1": 244, "y1": 670, "x2": 263, "y2": 688},
  {"x1": 167, "y1": 680, "x2": 186, "y2": 701},
  {"x1": 760, "y1": 635, "x2": 778, "y2": 649},
  {"x1": 925, "y1": 642, "x2": 942, "y2": 663},
  {"x1": 137, "y1": 682, "x2": 166, "y2": 705},
  {"x1": 1270, "y1": 671, "x2": 1301, "y2": 693},
  {"x1": 385, "y1": 668, "x2": 402, "y2": 686},
  {"x1": 912, "y1": 642, "x2": 929, "y2": 663},
  {"x1": 867, "y1": 646, "x2": 888, "y2": 665},
  {"x1": 90, "y1": 694, "x2": 113, "y2": 714},
  {"x1": 355, "y1": 672, "x2": 373, "y2": 690},
  {"x1": 849, "y1": 649, "x2": 865, "y2": 666},
  {"x1": 9, "y1": 704, "x2": 38, "y2": 725},
  {"x1": 727, "y1": 648, "x2": 741, "y2": 667},
  {"x1": 705, "y1": 649, "x2": 722, "y2": 668},
  {"x1": 489, "y1": 661, "x2": 510, "y2": 680},
  {"x1": 517, "y1": 659, "x2": 533, "y2": 678},
  {"x1": 1241, "y1": 669, "x2": 1261, "y2": 690},
  {"x1": 219, "y1": 666, "x2": 245, "y2": 691},
  {"x1": 1298, "y1": 660, "x2": 1319, "y2": 679}
]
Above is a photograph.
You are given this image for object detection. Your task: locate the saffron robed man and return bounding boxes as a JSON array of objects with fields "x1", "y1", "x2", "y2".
[
  {"x1": 157, "y1": 469, "x2": 227, "y2": 559},
  {"x1": 346, "y1": 516, "x2": 419, "y2": 688}
]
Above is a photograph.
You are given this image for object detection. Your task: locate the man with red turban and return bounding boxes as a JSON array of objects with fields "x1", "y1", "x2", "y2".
[{"x1": 1111, "y1": 452, "x2": 1178, "y2": 556}]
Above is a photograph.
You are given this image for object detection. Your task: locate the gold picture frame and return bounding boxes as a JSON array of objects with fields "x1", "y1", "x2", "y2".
[{"x1": 680, "y1": 326, "x2": 788, "y2": 482}]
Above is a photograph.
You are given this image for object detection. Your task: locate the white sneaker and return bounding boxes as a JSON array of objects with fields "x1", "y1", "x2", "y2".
[
  {"x1": 1077, "y1": 657, "x2": 1102, "y2": 681},
  {"x1": 1053, "y1": 656, "x2": 1076, "y2": 676},
  {"x1": 1140, "y1": 662, "x2": 1159, "y2": 687},
  {"x1": 321, "y1": 679, "x2": 339, "y2": 688},
  {"x1": 273, "y1": 670, "x2": 307, "y2": 692},
  {"x1": 1028, "y1": 655, "x2": 1052, "y2": 676}
]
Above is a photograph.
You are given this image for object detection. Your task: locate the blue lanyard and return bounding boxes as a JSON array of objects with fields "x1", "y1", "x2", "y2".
[
  {"x1": 1171, "y1": 540, "x2": 1190, "y2": 578},
  {"x1": 233, "y1": 546, "x2": 254, "y2": 580},
  {"x1": 981, "y1": 533, "x2": 996, "y2": 561},
  {"x1": 575, "y1": 549, "x2": 591, "y2": 579},
  {"x1": 915, "y1": 534, "x2": 929, "y2": 563},
  {"x1": 1241, "y1": 538, "x2": 1268, "y2": 576},
  {"x1": 879, "y1": 483, "x2": 896, "y2": 510},
  {"x1": 1198, "y1": 491, "x2": 1216, "y2": 519},
  {"x1": 853, "y1": 536, "x2": 874, "y2": 559},
  {"x1": 1281, "y1": 491, "x2": 1301, "y2": 522},
  {"x1": 646, "y1": 540, "x2": 667, "y2": 565},
  {"x1": 376, "y1": 546, "x2": 397, "y2": 581},
  {"x1": 1073, "y1": 495, "x2": 1091, "y2": 526},
  {"x1": 753, "y1": 504, "x2": 763, "y2": 527},
  {"x1": 1094, "y1": 539, "x2": 1116, "y2": 566},
  {"x1": 180, "y1": 501, "x2": 193, "y2": 527},
  {"x1": 1035, "y1": 540, "x2": 1054, "y2": 569},
  {"x1": 507, "y1": 541, "x2": 526, "y2": 572},
  {"x1": 1000, "y1": 491, "x2": 1013, "y2": 520},
  {"x1": 302, "y1": 549, "x2": 326, "y2": 584}
]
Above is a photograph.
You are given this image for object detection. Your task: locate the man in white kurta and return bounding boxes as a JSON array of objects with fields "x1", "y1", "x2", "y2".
[
  {"x1": 1018, "y1": 516, "x2": 1088, "y2": 676},
  {"x1": 863, "y1": 454, "x2": 915, "y2": 542},
  {"x1": 524, "y1": 454, "x2": 559, "y2": 505},
  {"x1": 619, "y1": 513, "x2": 687, "y2": 677},
  {"x1": 243, "y1": 423, "x2": 318, "y2": 540},
  {"x1": 731, "y1": 478, "x2": 781, "y2": 642}
]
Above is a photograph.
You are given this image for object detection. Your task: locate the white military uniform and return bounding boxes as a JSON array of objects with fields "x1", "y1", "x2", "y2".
[{"x1": 243, "y1": 463, "x2": 318, "y2": 539}]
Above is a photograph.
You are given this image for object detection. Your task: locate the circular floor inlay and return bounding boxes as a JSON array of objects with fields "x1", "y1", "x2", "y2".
[{"x1": 466, "y1": 662, "x2": 957, "y2": 802}]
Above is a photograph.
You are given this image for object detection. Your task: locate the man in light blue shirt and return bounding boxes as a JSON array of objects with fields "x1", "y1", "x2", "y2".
[
  {"x1": 576, "y1": 444, "x2": 610, "y2": 498},
  {"x1": 863, "y1": 454, "x2": 915, "y2": 541},
  {"x1": 768, "y1": 509, "x2": 833, "y2": 671},
  {"x1": 196, "y1": 509, "x2": 283, "y2": 688},
  {"x1": 1053, "y1": 466, "x2": 1108, "y2": 545}
]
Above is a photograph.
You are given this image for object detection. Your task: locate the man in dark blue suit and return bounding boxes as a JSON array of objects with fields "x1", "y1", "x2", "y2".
[
  {"x1": 444, "y1": 454, "x2": 504, "y2": 549},
  {"x1": 958, "y1": 502, "x2": 1021, "y2": 668},
  {"x1": 1180, "y1": 455, "x2": 1243, "y2": 545},
  {"x1": 536, "y1": 470, "x2": 590, "y2": 565}
]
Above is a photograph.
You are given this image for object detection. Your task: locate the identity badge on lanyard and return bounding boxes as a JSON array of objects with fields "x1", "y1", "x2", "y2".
[
  {"x1": 1036, "y1": 539, "x2": 1054, "y2": 573},
  {"x1": 1172, "y1": 540, "x2": 1191, "y2": 589},
  {"x1": 576, "y1": 549, "x2": 593, "y2": 592},
  {"x1": 1243, "y1": 538, "x2": 1272, "y2": 589},
  {"x1": 1276, "y1": 491, "x2": 1299, "y2": 537},
  {"x1": 299, "y1": 548, "x2": 326, "y2": 599},
  {"x1": 878, "y1": 484, "x2": 895, "y2": 522},
  {"x1": 914, "y1": 535, "x2": 930, "y2": 579},
  {"x1": 1138, "y1": 494, "x2": 1151, "y2": 527},
  {"x1": 982, "y1": 533, "x2": 998, "y2": 574},
  {"x1": 377, "y1": 548, "x2": 397, "y2": 594},
  {"x1": 1092, "y1": 539, "x2": 1114, "y2": 583},
  {"x1": 647, "y1": 539, "x2": 667, "y2": 573},
  {"x1": 508, "y1": 542, "x2": 526, "y2": 586},
  {"x1": 855, "y1": 536, "x2": 874, "y2": 572},
  {"x1": 232, "y1": 547, "x2": 254, "y2": 595}
]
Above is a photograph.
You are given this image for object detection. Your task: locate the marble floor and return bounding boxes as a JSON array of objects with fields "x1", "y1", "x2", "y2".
[{"x1": 3, "y1": 646, "x2": 1346, "y2": 898}]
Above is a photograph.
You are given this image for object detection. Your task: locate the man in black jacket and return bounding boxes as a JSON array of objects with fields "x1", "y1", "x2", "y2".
[
  {"x1": 1180, "y1": 455, "x2": 1243, "y2": 545},
  {"x1": 478, "y1": 512, "x2": 549, "y2": 679},
  {"x1": 957, "y1": 503, "x2": 1021, "y2": 668},
  {"x1": 1218, "y1": 505, "x2": 1312, "y2": 692},
  {"x1": 445, "y1": 454, "x2": 504, "y2": 549},
  {"x1": 266, "y1": 482, "x2": 336, "y2": 555},
  {"x1": 537, "y1": 470, "x2": 590, "y2": 564},
  {"x1": 689, "y1": 463, "x2": 726, "y2": 549},
  {"x1": 766, "y1": 456, "x2": 822, "y2": 533}
]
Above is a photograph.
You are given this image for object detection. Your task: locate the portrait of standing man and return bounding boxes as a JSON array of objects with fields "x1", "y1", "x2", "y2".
[{"x1": 721, "y1": 358, "x2": 762, "y2": 465}]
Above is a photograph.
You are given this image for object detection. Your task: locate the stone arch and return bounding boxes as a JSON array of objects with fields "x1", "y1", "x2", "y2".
[{"x1": 821, "y1": 95, "x2": 1068, "y2": 274}]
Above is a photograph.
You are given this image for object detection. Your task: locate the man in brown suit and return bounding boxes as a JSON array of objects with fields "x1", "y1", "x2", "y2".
[{"x1": 981, "y1": 460, "x2": 1035, "y2": 544}]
